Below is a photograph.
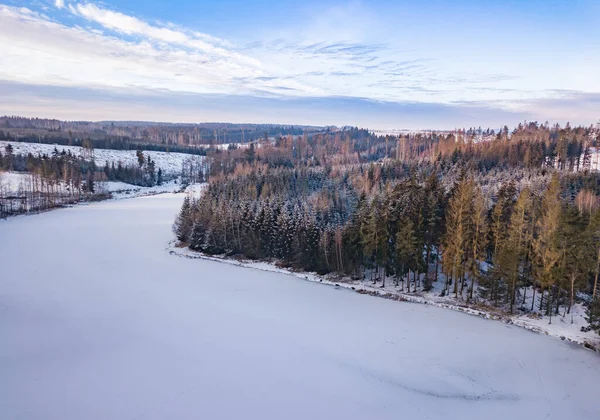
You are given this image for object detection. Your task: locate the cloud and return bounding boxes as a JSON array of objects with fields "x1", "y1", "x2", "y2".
[
  {"x1": 1, "y1": 1, "x2": 599, "y2": 128},
  {"x1": 0, "y1": 4, "x2": 317, "y2": 97},
  {"x1": 0, "y1": 2, "x2": 529, "y2": 105},
  {"x1": 68, "y1": 2, "x2": 248, "y2": 64},
  {"x1": 1, "y1": 80, "x2": 598, "y2": 130}
]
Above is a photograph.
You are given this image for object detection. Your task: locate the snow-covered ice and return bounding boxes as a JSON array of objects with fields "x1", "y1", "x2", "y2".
[{"x1": 0, "y1": 194, "x2": 598, "y2": 420}]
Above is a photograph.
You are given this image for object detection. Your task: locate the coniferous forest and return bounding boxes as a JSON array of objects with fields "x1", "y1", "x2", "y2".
[{"x1": 175, "y1": 122, "x2": 600, "y2": 334}]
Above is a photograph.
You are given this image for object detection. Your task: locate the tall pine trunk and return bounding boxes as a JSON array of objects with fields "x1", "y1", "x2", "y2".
[
  {"x1": 413, "y1": 270, "x2": 417, "y2": 292},
  {"x1": 568, "y1": 274, "x2": 575, "y2": 318},
  {"x1": 594, "y1": 247, "x2": 600, "y2": 299}
]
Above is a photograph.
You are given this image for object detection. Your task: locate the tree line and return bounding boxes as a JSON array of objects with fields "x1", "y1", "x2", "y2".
[
  {"x1": 174, "y1": 122, "x2": 600, "y2": 334},
  {"x1": 0, "y1": 130, "x2": 207, "y2": 156}
]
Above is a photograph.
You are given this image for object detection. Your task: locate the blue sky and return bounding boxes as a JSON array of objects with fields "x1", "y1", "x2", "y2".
[{"x1": 0, "y1": 0, "x2": 598, "y2": 129}]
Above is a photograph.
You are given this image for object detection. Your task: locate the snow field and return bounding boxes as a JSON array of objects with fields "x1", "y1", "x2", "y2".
[{"x1": 0, "y1": 140, "x2": 204, "y2": 175}]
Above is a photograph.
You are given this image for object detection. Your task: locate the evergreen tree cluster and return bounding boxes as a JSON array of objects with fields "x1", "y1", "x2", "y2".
[
  {"x1": 176, "y1": 131, "x2": 600, "y2": 333},
  {"x1": 102, "y1": 150, "x2": 163, "y2": 187},
  {"x1": 175, "y1": 166, "x2": 357, "y2": 274}
]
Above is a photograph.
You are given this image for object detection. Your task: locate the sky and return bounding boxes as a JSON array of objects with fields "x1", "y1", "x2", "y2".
[{"x1": 0, "y1": 0, "x2": 599, "y2": 130}]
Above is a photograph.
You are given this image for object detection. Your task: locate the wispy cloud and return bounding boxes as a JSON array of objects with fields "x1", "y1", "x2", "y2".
[
  {"x1": 0, "y1": 3, "x2": 318, "y2": 97},
  {"x1": 0, "y1": 1, "x2": 526, "y2": 104},
  {"x1": 69, "y1": 2, "x2": 247, "y2": 64}
]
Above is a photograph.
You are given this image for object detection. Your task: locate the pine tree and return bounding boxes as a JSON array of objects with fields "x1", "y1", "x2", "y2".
[
  {"x1": 342, "y1": 197, "x2": 365, "y2": 278},
  {"x1": 423, "y1": 171, "x2": 444, "y2": 286},
  {"x1": 443, "y1": 175, "x2": 474, "y2": 298},
  {"x1": 486, "y1": 181, "x2": 517, "y2": 304},
  {"x1": 586, "y1": 296, "x2": 600, "y2": 333},
  {"x1": 360, "y1": 198, "x2": 389, "y2": 286},
  {"x1": 466, "y1": 185, "x2": 488, "y2": 303},
  {"x1": 189, "y1": 220, "x2": 207, "y2": 252},
  {"x1": 173, "y1": 196, "x2": 193, "y2": 243},
  {"x1": 558, "y1": 205, "x2": 591, "y2": 321},
  {"x1": 532, "y1": 173, "x2": 562, "y2": 319},
  {"x1": 136, "y1": 149, "x2": 145, "y2": 167},
  {"x1": 395, "y1": 217, "x2": 417, "y2": 291},
  {"x1": 497, "y1": 188, "x2": 531, "y2": 313},
  {"x1": 588, "y1": 209, "x2": 600, "y2": 300}
]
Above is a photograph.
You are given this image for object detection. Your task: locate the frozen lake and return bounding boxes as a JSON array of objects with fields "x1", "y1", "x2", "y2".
[{"x1": 1, "y1": 194, "x2": 598, "y2": 419}]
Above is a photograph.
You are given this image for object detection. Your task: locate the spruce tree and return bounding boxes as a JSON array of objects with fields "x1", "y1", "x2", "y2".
[
  {"x1": 466, "y1": 185, "x2": 488, "y2": 303},
  {"x1": 532, "y1": 173, "x2": 562, "y2": 319},
  {"x1": 558, "y1": 205, "x2": 591, "y2": 321},
  {"x1": 586, "y1": 296, "x2": 600, "y2": 333},
  {"x1": 497, "y1": 188, "x2": 531, "y2": 313},
  {"x1": 173, "y1": 196, "x2": 193, "y2": 243},
  {"x1": 395, "y1": 218, "x2": 417, "y2": 291},
  {"x1": 443, "y1": 175, "x2": 474, "y2": 298}
]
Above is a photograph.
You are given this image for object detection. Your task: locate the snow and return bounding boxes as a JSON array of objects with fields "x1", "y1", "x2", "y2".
[
  {"x1": 170, "y1": 246, "x2": 600, "y2": 351},
  {"x1": 581, "y1": 147, "x2": 600, "y2": 171},
  {"x1": 1, "y1": 140, "x2": 204, "y2": 175},
  {"x1": 0, "y1": 171, "x2": 34, "y2": 192},
  {"x1": 0, "y1": 169, "x2": 183, "y2": 199},
  {"x1": 0, "y1": 169, "x2": 203, "y2": 217},
  {"x1": 97, "y1": 179, "x2": 184, "y2": 199},
  {"x1": 182, "y1": 181, "x2": 207, "y2": 199},
  {"x1": 212, "y1": 142, "x2": 251, "y2": 150},
  {"x1": 1, "y1": 194, "x2": 599, "y2": 420},
  {"x1": 99, "y1": 180, "x2": 141, "y2": 192}
]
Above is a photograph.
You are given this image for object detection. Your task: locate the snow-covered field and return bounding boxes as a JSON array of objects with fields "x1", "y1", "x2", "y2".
[
  {"x1": 1, "y1": 194, "x2": 599, "y2": 419},
  {"x1": 98, "y1": 179, "x2": 184, "y2": 199},
  {"x1": 0, "y1": 171, "x2": 36, "y2": 192},
  {"x1": 0, "y1": 170, "x2": 185, "y2": 200},
  {"x1": 0, "y1": 140, "x2": 203, "y2": 175}
]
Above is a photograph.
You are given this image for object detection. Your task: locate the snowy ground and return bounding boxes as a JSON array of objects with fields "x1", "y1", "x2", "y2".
[
  {"x1": 1, "y1": 194, "x2": 599, "y2": 420},
  {"x1": 0, "y1": 171, "x2": 34, "y2": 191},
  {"x1": 0, "y1": 140, "x2": 203, "y2": 175},
  {"x1": 0, "y1": 171, "x2": 71, "y2": 196},
  {"x1": 97, "y1": 179, "x2": 184, "y2": 199},
  {"x1": 170, "y1": 247, "x2": 600, "y2": 351},
  {"x1": 0, "y1": 170, "x2": 189, "y2": 201}
]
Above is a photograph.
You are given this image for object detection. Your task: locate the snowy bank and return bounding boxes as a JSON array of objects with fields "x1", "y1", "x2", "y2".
[{"x1": 168, "y1": 243, "x2": 600, "y2": 351}]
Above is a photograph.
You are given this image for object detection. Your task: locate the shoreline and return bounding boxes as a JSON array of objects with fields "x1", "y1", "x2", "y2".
[
  {"x1": 168, "y1": 241, "x2": 600, "y2": 353},
  {"x1": 0, "y1": 179, "x2": 184, "y2": 220}
]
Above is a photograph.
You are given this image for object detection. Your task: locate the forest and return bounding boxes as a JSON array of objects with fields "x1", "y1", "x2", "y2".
[
  {"x1": 0, "y1": 129, "x2": 206, "y2": 156},
  {"x1": 0, "y1": 116, "x2": 327, "y2": 151},
  {"x1": 174, "y1": 122, "x2": 600, "y2": 334}
]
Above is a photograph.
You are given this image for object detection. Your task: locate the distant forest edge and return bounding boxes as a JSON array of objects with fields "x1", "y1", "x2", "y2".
[
  {"x1": 0, "y1": 115, "x2": 330, "y2": 153},
  {"x1": 173, "y1": 120, "x2": 600, "y2": 337}
]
